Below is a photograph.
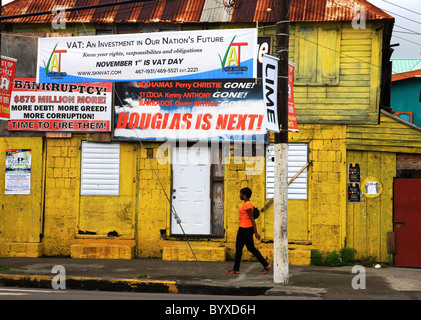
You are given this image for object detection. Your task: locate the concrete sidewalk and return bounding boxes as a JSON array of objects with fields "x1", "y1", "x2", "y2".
[{"x1": 0, "y1": 257, "x2": 420, "y2": 299}]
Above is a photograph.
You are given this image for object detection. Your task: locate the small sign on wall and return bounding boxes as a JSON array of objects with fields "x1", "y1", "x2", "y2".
[
  {"x1": 348, "y1": 183, "x2": 361, "y2": 203},
  {"x1": 362, "y1": 176, "x2": 382, "y2": 198},
  {"x1": 348, "y1": 163, "x2": 360, "y2": 183},
  {"x1": 5, "y1": 149, "x2": 31, "y2": 195},
  {"x1": 348, "y1": 163, "x2": 361, "y2": 203}
]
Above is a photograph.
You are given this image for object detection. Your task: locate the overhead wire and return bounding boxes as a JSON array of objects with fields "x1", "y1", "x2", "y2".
[
  {"x1": 2, "y1": 0, "x2": 418, "y2": 80},
  {"x1": 381, "y1": 0, "x2": 421, "y2": 17}
]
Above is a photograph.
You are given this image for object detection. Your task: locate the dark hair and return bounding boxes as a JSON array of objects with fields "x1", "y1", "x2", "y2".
[{"x1": 240, "y1": 187, "x2": 252, "y2": 198}]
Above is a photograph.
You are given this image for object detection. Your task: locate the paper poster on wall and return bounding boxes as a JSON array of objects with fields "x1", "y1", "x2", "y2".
[
  {"x1": 5, "y1": 149, "x2": 31, "y2": 195},
  {"x1": 365, "y1": 181, "x2": 379, "y2": 195}
]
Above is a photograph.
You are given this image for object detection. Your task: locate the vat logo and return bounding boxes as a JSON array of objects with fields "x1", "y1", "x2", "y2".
[
  {"x1": 43, "y1": 44, "x2": 68, "y2": 79},
  {"x1": 218, "y1": 36, "x2": 249, "y2": 73}
]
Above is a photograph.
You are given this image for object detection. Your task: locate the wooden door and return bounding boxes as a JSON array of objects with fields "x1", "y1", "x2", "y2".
[{"x1": 394, "y1": 179, "x2": 421, "y2": 268}]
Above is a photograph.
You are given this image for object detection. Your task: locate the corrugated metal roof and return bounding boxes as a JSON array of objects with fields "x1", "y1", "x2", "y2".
[
  {"x1": 1, "y1": 0, "x2": 394, "y2": 24},
  {"x1": 391, "y1": 59, "x2": 421, "y2": 74},
  {"x1": 392, "y1": 69, "x2": 421, "y2": 82}
]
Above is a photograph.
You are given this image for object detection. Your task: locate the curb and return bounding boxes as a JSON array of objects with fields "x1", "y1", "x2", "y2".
[
  {"x1": 177, "y1": 281, "x2": 273, "y2": 296},
  {"x1": 265, "y1": 285, "x2": 326, "y2": 298},
  {"x1": 0, "y1": 274, "x2": 178, "y2": 294},
  {"x1": 0, "y1": 274, "x2": 324, "y2": 297}
]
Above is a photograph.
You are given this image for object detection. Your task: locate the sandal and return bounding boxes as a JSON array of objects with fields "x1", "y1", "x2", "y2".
[
  {"x1": 261, "y1": 264, "x2": 271, "y2": 274},
  {"x1": 225, "y1": 270, "x2": 240, "y2": 274}
]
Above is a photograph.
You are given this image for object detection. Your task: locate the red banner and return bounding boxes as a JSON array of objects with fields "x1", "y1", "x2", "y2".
[
  {"x1": 288, "y1": 61, "x2": 298, "y2": 132},
  {"x1": 0, "y1": 56, "x2": 17, "y2": 119}
]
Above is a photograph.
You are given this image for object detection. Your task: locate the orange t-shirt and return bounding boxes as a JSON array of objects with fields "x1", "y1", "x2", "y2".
[{"x1": 239, "y1": 201, "x2": 253, "y2": 228}]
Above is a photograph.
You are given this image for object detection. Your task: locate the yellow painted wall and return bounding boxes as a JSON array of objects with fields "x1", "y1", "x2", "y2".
[
  {"x1": 43, "y1": 135, "x2": 141, "y2": 257},
  {"x1": 0, "y1": 137, "x2": 44, "y2": 257},
  {"x1": 0, "y1": 130, "x2": 346, "y2": 262},
  {"x1": 43, "y1": 135, "x2": 87, "y2": 256},
  {"x1": 79, "y1": 143, "x2": 136, "y2": 237},
  {"x1": 264, "y1": 124, "x2": 347, "y2": 252},
  {"x1": 137, "y1": 142, "x2": 171, "y2": 258},
  {"x1": 1, "y1": 126, "x2": 399, "y2": 264}
]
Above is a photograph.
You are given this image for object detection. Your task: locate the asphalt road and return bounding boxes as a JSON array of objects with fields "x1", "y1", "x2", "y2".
[
  {"x1": 0, "y1": 285, "x2": 413, "y2": 319},
  {"x1": 0, "y1": 286, "x2": 317, "y2": 300}
]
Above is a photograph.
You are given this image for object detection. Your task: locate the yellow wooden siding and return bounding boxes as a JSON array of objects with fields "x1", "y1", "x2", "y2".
[
  {"x1": 346, "y1": 111, "x2": 421, "y2": 263},
  {"x1": 346, "y1": 150, "x2": 394, "y2": 263},
  {"x1": 295, "y1": 26, "x2": 318, "y2": 84},
  {"x1": 290, "y1": 22, "x2": 381, "y2": 124},
  {"x1": 347, "y1": 111, "x2": 421, "y2": 153}
]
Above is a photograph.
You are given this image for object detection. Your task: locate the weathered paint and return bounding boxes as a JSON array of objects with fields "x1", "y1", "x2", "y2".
[
  {"x1": 2, "y1": 0, "x2": 393, "y2": 24},
  {"x1": 79, "y1": 143, "x2": 136, "y2": 237},
  {"x1": 347, "y1": 111, "x2": 421, "y2": 153},
  {"x1": 346, "y1": 150, "x2": 395, "y2": 263},
  {"x1": 265, "y1": 124, "x2": 347, "y2": 253},
  {"x1": 0, "y1": 4, "x2": 395, "y2": 264},
  {"x1": 290, "y1": 22, "x2": 383, "y2": 124},
  {"x1": 346, "y1": 112, "x2": 421, "y2": 262},
  {"x1": 0, "y1": 137, "x2": 44, "y2": 257},
  {"x1": 0, "y1": 274, "x2": 178, "y2": 294},
  {"x1": 3, "y1": 120, "x2": 415, "y2": 263}
]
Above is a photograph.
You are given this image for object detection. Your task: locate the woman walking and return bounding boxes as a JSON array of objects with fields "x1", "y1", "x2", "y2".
[{"x1": 226, "y1": 187, "x2": 271, "y2": 274}]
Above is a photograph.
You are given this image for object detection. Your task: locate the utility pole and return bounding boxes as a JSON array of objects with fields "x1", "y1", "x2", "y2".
[{"x1": 273, "y1": 0, "x2": 290, "y2": 284}]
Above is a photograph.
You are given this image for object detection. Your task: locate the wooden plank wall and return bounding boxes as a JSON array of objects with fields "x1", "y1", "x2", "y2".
[
  {"x1": 346, "y1": 150, "x2": 395, "y2": 263},
  {"x1": 347, "y1": 112, "x2": 421, "y2": 153},
  {"x1": 288, "y1": 22, "x2": 381, "y2": 124}
]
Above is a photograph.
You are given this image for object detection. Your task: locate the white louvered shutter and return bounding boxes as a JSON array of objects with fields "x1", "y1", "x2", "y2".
[
  {"x1": 266, "y1": 143, "x2": 308, "y2": 200},
  {"x1": 80, "y1": 142, "x2": 120, "y2": 196}
]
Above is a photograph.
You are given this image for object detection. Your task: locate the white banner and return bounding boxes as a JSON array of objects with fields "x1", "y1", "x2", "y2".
[
  {"x1": 37, "y1": 29, "x2": 257, "y2": 83},
  {"x1": 262, "y1": 54, "x2": 279, "y2": 133},
  {"x1": 9, "y1": 78, "x2": 112, "y2": 132}
]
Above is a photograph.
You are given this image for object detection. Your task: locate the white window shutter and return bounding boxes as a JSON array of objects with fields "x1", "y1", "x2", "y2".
[
  {"x1": 80, "y1": 142, "x2": 120, "y2": 196},
  {"x1": 266, "y1": 143, "x2": 308, "y2": 200}
]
